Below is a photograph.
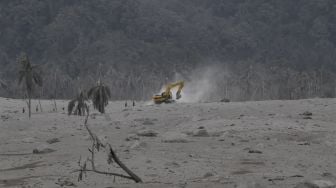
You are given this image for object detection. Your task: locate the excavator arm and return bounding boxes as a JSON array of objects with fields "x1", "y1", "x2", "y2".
[
  {"x1": 153, "y1": 81, "x2": 184, "y2": 104},
  {"x1": 164, "y1": 81, "x2": 184, "y2": 99}
]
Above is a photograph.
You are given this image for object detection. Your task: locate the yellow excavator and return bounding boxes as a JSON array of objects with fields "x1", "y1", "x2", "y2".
[{"x1": 153, "y1": 81, "x2": 184, "y2": 104}]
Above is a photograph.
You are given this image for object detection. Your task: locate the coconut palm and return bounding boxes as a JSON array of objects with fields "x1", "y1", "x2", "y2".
[
  {"x1": 18, "y1": 54, "x2": 42, "y2": 118},
  {"x1": 68, "y1": 90, "x2": 89, "y2": 116},
  {"x1": 88, "y1": 80, "x2": 111, "y2": 113}
]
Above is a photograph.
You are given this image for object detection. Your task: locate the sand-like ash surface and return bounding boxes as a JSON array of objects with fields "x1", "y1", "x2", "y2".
[{"x1": 0, "y1": 98, "x2": 335, "y2": 188}]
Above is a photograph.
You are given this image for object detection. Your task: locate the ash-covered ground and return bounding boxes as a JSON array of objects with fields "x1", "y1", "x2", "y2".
[{"x1": 0, "y1": 98, "x2": 335, "y2": 188}]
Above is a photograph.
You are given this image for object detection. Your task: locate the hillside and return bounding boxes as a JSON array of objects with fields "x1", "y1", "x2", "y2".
[{"x1": 0, "y1": 0, "x2": 336, "y2": 100}]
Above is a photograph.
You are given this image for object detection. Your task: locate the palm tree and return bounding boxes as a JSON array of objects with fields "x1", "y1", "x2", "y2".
[
  {"x1": 88, "y1": 80, "x2": 111, "y2": 113},
  {"x1": 68, "y1": 90, "x2": 89, "y2": 116},
  {"x1": 18, "y1": 54, "x2": 42, "y2": 118}
]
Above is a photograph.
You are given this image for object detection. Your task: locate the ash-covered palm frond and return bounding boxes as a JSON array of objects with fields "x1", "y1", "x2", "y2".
[
  {"x1": 32, "y1": 70, "x2": 43, "y2": 87},
  {"x1": 18, "y1": 54, "x2": 43, "y2": 92},
  {"x1": 68, "y1": 90, "x2": 89, "y2": 116},
  {"x1": 88, "y1": 80, "x2": 111, "y2": 113},
  {"x1": 68, "y1": 99, "x2": 76, "y2": 115}
]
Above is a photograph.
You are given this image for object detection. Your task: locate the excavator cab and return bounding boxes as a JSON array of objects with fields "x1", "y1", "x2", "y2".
[{"x1": 153, "y1": 81, "x2": 184, "y2": 104}]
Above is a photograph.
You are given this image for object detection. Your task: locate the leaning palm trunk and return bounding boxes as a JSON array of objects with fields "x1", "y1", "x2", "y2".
[
  {"x1": 28, "y1": 97, "x2": 31, "y2": 118},
  {"x1": 26, "y1": 71, "x2": 33, "y2": 118},
  {"x1": 38, "y1": 88, "x2": 43, "y2": 112},
  {"x1": 38, "y1": 99, "x2": 43, "y2": 112},
  {"x1": 24, "y1": 90, "x2": 32, "y2": 118},
  {"x1": 26, "y1": 93, "x2": 31, "y2": 118},
  {"x1": 53, "y1": 99, "x2": 57, "y2": 111}
]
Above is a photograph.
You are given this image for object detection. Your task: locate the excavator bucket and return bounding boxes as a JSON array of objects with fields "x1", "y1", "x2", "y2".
[{"x1": 176, "y1": 91, "x2": 182, "y2": 100}]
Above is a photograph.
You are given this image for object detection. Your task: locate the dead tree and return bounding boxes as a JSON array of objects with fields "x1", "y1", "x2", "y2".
[
  {"x1": 76, "y1": 106, "x2": 142, "y2": 183},
  {"x1": 18, "y1": 54, "x2": 43, "y2": 118}
]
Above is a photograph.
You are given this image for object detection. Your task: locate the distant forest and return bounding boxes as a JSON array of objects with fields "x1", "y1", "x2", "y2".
[{"x1": 0, "y1": 0, "x2": 336, "y2": 101}]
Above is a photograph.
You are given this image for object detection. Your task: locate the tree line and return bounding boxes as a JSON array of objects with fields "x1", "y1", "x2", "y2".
[{"x1": 0, "y1": 0, "x2": 335, "y2": 100}]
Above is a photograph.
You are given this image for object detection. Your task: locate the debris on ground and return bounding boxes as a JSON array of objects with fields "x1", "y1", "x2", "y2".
[
  {"x1": 295, "y1": 180, "x2": 335, "y2": 188},
  {"x1": 46, "y1": 138, "x2": 60, "y2": 144},
  {"x1": 248, "y1": 150, "x2": 263, "y2": 154},
  {"x1": 161, "y1": 132, "x2": 190, "y2": 143},
  {"x1": 192, "y1": 129, "x2": 209, "y2": 137},
  {"x1": 137, "y1": 130, "x2": 159, "y2": 137}
]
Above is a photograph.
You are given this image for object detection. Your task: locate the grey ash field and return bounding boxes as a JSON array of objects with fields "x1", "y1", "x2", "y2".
[{"x1": 0, "y1": 97, "x2": 336, "y2": 188}]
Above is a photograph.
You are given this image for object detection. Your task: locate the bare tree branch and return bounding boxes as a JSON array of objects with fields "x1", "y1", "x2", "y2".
[
  {"x1": 107, "y1": 144, "x2": 142, "y2": 183},
  {"x1": 77, "y1": 106, "x2": 143, "y2": 183}
]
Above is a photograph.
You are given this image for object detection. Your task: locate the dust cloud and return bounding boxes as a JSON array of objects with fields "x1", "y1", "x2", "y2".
[{"x1": 174, "y1": 65, "x2": 230, "y2": 103}]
